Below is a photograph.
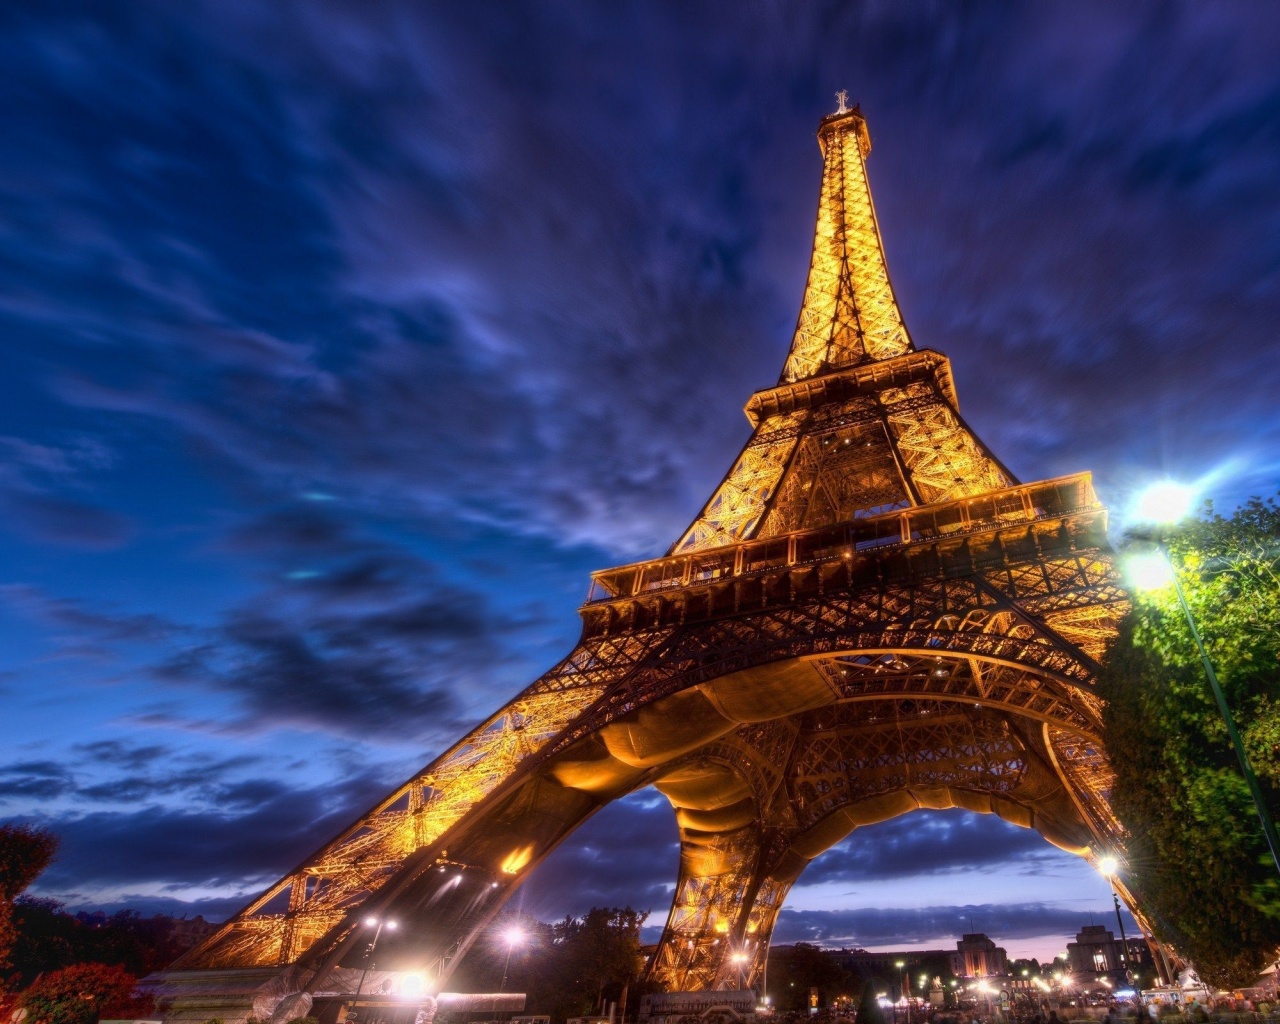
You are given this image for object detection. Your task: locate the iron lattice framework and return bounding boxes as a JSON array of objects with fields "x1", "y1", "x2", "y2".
[{"x1": 174, "y1": 105, "x2": 1140, "y2": 999}]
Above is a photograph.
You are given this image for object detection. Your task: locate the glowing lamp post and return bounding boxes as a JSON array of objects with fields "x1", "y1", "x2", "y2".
[
  {"x1": 976, "y1": 981, "x2": 993, "y2": 1017},
  {"x1": 1126, "y1": 481, "x2": 1280, "y2": 878},
  {"x1": 486, "y1": 925, "x2": 525, "y2": 1019},
  {"x1": 354, "y1": 916, "x2": 398, "y2": 1005},
  {"x1": 500, "y1": 926, "x2": 525, "y2": 993},
  {"x1": 731, "y1": 951, "x2": 749, "y2": 990},
  {"x1": 1096, "y1": 857, "x2": 1131, "y2": 978}
]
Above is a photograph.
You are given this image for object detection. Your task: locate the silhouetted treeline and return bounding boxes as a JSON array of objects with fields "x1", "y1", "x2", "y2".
[{"x1": 8, "y1": 898, "x2": 216, "y2": 988}]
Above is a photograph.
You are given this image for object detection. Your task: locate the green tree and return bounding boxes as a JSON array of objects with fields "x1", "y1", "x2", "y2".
[
  {"x1": 7, "y1": 900, "x2": 203, "y2": 990},
  {"x1": 0, "y1": 823, "x2": 58, "y2": 984},
  {"x1": 1098, "y1": 496, "x2": 1280, "y2": 988},
  {"x1": 766, "y1": 944, "x2": 858, "y2": 1011},
  {"x1": 470, "y1": 908, "x2": 646, "y2": 1023},
  {"x1": 20, "y1": 962, "x2": 151, "y2": 1024}
]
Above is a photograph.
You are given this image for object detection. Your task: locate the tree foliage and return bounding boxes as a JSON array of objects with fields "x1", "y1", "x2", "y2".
[
  {"x1": 1098, "y1": 496, "x2": 1280, "y2": 988},
  {"x1": 768, "y1": 944, "x2": 853, "y2": 1011},
  {"x1": 456, "y1": 907, "x2": 647, "y2": 1023},
  {"x1": 8, "y1": 899, "x2": 202, "y2": 989},
  {"x1": 20, "y1": 962, "x2": 151, "y2": 1024},
  {"x1": 0, "y1": 823, "x2": 58, "y2": 984}
]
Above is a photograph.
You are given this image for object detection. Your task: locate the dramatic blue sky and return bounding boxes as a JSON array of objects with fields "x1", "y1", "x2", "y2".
[{"x1": 2, "y1": 2, "x2": 1278, "y2": 963}]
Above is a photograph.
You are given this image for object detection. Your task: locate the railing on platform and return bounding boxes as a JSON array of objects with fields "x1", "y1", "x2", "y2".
[{"x1": 586, "y1": 473, "x2": 1098, "y2": 604}]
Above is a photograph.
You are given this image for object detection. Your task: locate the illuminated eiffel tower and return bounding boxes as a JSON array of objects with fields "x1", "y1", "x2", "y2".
[{"x1": 163, "y1": 102, "x2": 1139, "y2": 1019}]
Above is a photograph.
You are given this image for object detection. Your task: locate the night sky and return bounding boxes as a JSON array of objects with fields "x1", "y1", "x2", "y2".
[{"x1": 3, "y1": 2, "x2": 1279, "y2": 964}]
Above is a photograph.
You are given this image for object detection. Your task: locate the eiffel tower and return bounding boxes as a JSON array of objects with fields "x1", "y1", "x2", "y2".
[{"x1": 161, "y1": 103, "x2": 1136, "y2": 1019}]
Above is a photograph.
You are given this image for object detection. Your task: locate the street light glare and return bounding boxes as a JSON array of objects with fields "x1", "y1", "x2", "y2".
[
  {"x1": 1097, "y1": 855, "x2": 1119, "y2": 877},
  {"x1": 1133, "y1": 480, "x2": 1195, "y2": 525},
  {"x1": 1126, "y1": 551, "x2": 1175, "y2": 592},
  {"x1": 503, "y1": 926, "x2": 525, "y2": 947},
  {"x1": 386, "y1": 920, "x2": 398, "y2": 930},
  {"x1": 365, "y1": 916, "x2": 379, "y2": 927}
]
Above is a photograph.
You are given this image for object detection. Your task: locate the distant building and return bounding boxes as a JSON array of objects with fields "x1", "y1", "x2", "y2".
[
  {"x1": 1066, "y1": 924, "x2": 1152, "y2": 984},
  {"x1": 950, "y1": 934, "x2": 1009, "y2": 979},
  {"x1": 831, "y1": 947, "x2": 954, "y2": 973},
  {"x1": 825, "y1": 933, "x2": 1010, "y2": 980}
]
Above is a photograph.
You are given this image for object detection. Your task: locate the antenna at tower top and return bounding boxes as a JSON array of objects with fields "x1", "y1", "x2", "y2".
[{"x1": 835, "y1": 89, "x2": 850, "y2": 114}]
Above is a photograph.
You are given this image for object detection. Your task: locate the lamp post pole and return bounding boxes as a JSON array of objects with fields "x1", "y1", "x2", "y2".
[
  {"x1": 761, "y1": 939, "x2": 769, "y2": 1009},
  {"x1": 1158, "y1": 541, "x2": 1280, "y2": 878},
  {"x1": 494, "y1": 927, "x2": 525, "y2": 1019},
  {"x1": 1110, "y1": 890, "x2": 1130, "y2": 975},
  {"x1": 354, "y1": 917, "x2": 398, "y2": 1008}
]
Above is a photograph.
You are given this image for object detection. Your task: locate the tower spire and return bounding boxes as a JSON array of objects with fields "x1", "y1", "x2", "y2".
[
  {"x1": 671, "y1": 107, "x2": 1014, "y2": 554},
  {"x1": 781, "y1": 105, "x2": 913, "y2": 383}
]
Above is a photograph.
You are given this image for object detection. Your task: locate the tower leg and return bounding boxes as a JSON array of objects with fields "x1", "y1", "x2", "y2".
[{"x1": 646, "y1": 826, "x2": 795, "y2": 992}]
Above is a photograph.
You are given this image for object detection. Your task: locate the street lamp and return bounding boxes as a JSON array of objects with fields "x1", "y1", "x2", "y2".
[
  {"x1": 354, "y1": 916, "x2": 399, "y2": 1006},
  {"x1": 730, "y1": 951, "x2": 749, "y2": 990},
  {"x1": 500, "y1": 926, "x2": 525, "y2": 993},
  {"x1": 1127, "y1": 481, "x2": 1280, "y2": 879},
  {"x1": 489, "y1": 925, "x2": 525, "y2": 1020}
]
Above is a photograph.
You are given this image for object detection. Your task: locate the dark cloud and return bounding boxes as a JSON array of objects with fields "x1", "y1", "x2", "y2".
[
  {"x1": 801, "y1": 812, "x2": 1061, "y2": 885},
  {"x1": 0, "y1": 745, "x2": 266, "y2": 809},
  {"x1": 1, "y1": 492, "x2": 134, "y2": 550},
  {"x1": 74, "y1": 758, "x2": 263, "y2": 806},
  {"x1": 519, "y1": 790, "x2": 680, "y2": 925},
  {"x1": 0, "y1": 436, "x2": 129, "y2": 549},
  {"x1": 45, "y1": 893, "x2": 248, "y2": 924},
  {"x1": 1, "y1": 585, "x2": 181, "y2": 646},
  {"x1": 5, "y1": 2, "x2": 1273, "y2": 559},
  {"x1": 74, "y1": 741, "x2": 172, "y2": 771},
  {"x1": 150, "y1": 545, "x2": 528, "y2": 741},
  {"x1": 0, "y1": 761, "x2": 75, "y2": 800},
  {"x1": 6, "y1": 524, "x2": 538, "y2": 743},
  {"x1": 222, "y1": 507, "x2": 350, "y2": 556},
  {"x1": 29, "y1": 768, "x2": 389, "y2": 895}
]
